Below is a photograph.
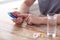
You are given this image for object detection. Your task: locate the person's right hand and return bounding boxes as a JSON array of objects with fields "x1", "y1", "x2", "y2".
[
  {"x1": 11, "y1": 11, "x2": 24, "y2": 24},
  {"x1": 12, "y1": 17, "x2": 23, "y2": 24}
]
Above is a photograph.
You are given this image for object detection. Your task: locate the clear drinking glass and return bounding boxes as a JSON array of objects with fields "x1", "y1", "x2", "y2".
[{"x1": 47, "y1": 13, "x2": 57, "y2": 38}]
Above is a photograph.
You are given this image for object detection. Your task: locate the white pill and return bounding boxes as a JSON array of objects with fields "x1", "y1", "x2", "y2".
[{"x1": 33, "y1": 33, "x2": 40, "y2": 39}]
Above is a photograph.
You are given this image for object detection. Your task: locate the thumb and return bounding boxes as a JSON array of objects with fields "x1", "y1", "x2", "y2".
[{"x1": 25, "y1": 14, "x2": 32, "y2": 25}]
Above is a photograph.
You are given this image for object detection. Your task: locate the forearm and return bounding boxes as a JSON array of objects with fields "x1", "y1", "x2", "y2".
[
  {"x1": 19, "y1": 0, "x2": 35, "y2": 13},
  {"x1": 39, "y1": 17, "x2": 47, "y2": 25},
  {"x1": 56, "y1": 14, "x2": 60, "y2": 24},
  {"x1": 40, "y1": 14, "x2": 60, "y2": 25}
]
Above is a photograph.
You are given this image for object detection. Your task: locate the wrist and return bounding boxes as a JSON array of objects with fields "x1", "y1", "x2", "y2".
[
  {"x1": 40, "y1": 17, "x2": 47, "y2": 25},
  {"x1": 31, "y1": 17, "x2": 41, "y2": 25},
  {"x1": 19, "y1": 3, "x2": 29, "y2": 14}
]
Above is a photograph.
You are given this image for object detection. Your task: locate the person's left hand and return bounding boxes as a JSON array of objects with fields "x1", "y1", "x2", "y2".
[{"x1": 25, "y1": 14, "x2": 41, "y2": 25}]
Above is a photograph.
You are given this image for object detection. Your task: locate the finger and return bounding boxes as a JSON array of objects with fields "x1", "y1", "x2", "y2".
[
  {"x1": 28, "y1": 15, "x2": 32, "y2": 24},
  {"x1": 26, "y1": 14, "x2": 32, "y2": 25},
  {"x1": 16, "y1": 17, "x2": 23, "y2": 24},
  {"x1": 17, "y1": 14, "x2": 29, "y2": 17},
  {"x1": 11, "y1": 11, "x2": 30, "y2": 18},
  {"x1": 12, "y1": 18, "x2": 18, "y2": 23},
  {"x1": 11, "y1": 11, "x2": 20, "y2": 17}
]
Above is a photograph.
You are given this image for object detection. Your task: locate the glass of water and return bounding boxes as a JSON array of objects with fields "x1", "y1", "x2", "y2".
[{"x1": 47, "y1": 13, "x2": 57, "y2": 38}]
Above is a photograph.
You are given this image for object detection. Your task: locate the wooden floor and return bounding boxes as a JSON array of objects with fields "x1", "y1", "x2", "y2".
[{"x1": 0, "y1": 16, "x2": 60, "y2": 40}]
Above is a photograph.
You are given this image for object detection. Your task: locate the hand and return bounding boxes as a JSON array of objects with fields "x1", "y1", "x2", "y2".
[
  {"x1": 26, "y1": 14, "x2": 41, "y2": 25},
  {"x1": 12, "y1": 17, "x2": 23, "y2": 24},
  {"x1": 11, "y1": 11, "x2": 28, "y2": 24},
  {"x1": 11, "y1": 11, "x2": 23, "y2": 24}
]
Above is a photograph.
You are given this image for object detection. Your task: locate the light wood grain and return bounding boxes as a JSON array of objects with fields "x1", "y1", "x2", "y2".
[{"x1": 0, "y1": 16, "x2": 60, "y2": 40}]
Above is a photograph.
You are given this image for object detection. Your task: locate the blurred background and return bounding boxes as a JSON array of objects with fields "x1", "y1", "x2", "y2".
[{"x1": 0, "y1": 0, "x2": 20, "y2": 4}]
